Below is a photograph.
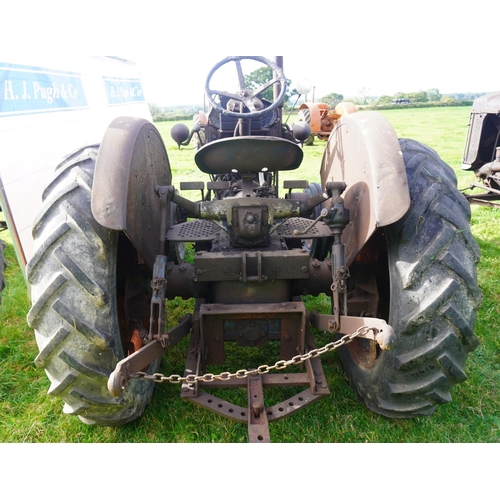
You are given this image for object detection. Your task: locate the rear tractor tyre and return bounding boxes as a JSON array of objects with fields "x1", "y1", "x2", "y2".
[
  {"x1": 297, "y1": 107, "x2": 315, "y2": 145},
  {"x1": 27, "y1": 146, "x2": 159, "y2": 426},
  {"x1": 0, "y1": 239, "x2": 6, "y2": 304},
  {"x1": 339, "y1": 138, "x2": 482, "y2": 417}
]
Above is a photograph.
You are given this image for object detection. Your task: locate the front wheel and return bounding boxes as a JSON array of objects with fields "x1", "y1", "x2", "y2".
[
  {"x1": 27, "y1": 146, "x2": 159, "y2": 426},
  {"x1": 340, "y1": 139, "x2": 482, "y2": 417}
]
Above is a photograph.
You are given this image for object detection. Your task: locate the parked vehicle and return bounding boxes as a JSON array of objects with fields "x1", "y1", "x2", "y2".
[
  {"x1": 0, "y1": 57, "x2": 152, "y2": 270},
  {"x1": 462, "y1": 92, "x2": 500, "y2": 206}
]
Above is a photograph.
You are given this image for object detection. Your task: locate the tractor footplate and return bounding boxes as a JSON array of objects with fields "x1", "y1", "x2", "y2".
[
  {"x1": 167, "y1": 217, "x2": 333, "y2": 243},
  {"x1": 167, "y1": 219, "x2": 221, "y2": 242},
  {"x1": 277, "y1": 218, "x2": 332, "y2": 239},
  {"x1": 181, "y1": 302, "x2": 330, "y2": 443}
]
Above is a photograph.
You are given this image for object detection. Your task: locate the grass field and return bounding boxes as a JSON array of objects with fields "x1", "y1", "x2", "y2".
[{"x1": 0, "y1": 105, "x2": 499, "y2": 444}]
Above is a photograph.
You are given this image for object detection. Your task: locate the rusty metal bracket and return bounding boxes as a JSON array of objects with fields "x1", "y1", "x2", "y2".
[
  {"x1": 108, "y1": 314, "x2": 192, "y2": 397},
  {"x1": 199, "y1": 301, "x2": 307, "y2": 365},
  {"x1": 158, "y1": 187, "x2": 169, "y2": 257},
  {"x1": 310, "y1": 313, "x2": 396, "y2": 351},
  {"x1": 149, "y1": 255, "x2": 168, "y2": 344},
  {"x1": 181, "y1": 308, "x2": 329, "y2": 442},
  {"x1": 248, "y1": 375, "x2": 270, "y2": 443},
  {"x1": 325, "y1": 191, "x2": 350, "y2": 331}
]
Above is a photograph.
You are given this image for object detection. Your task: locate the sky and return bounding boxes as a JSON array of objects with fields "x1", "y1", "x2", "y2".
[
  {"x1": 120, "y1": 1, "x2": 500, "y2": 107},
  {"x1": 131, "y1": 50, "x2": 492, "y2": 107},
  {"x1": 3, "y1": 1, "x2": 498, "y2": 108}
]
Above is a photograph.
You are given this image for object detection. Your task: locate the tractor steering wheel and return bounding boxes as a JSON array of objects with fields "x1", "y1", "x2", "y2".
[{"x1": 204, "y1": 56, "x2": 287, "y2": 119}]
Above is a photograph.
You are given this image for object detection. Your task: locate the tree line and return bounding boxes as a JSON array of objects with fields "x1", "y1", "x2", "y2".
[
  {"x1": 319, "y1": 89, "x2": 486, "y2": 109},
  {"x1": 149, "y1": 88, "x2": 483, "y2": 121},
  {"x1": 149, "y1": 64, "x2": 488, "y2": 122}
]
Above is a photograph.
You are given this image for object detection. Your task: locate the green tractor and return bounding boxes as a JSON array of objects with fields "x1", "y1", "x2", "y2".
[{"x1": 27, "y1": 56, "x2": 482, "y2": 442}]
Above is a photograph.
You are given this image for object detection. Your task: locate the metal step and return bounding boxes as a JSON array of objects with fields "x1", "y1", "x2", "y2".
[{"x1": 167, "y1": 217, "x2": 332, "y2": 242}]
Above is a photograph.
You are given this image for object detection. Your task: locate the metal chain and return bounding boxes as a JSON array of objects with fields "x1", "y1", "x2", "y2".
[{"x1": 130, "y1": 325, "x2": 371, "y2": 385}]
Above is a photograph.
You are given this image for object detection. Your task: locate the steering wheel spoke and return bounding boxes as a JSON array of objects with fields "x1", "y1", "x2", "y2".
[
  {"x1": 250, "y1": 76, "x2": 281, "y2": 99},
  {"x1": 205, "y1": 56, "x2": 287, "y2": 120},
  {"x1": 210, "y1": 89, "x2": 243, "y2": 101},
  {"x1": 234, "y1": 59, "x2": 247, "y2": 92}
]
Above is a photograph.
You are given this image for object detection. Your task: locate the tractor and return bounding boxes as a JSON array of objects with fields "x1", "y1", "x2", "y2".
[
  {"x1": 462, "y1": 91, "x2": 500, "y2": 206},
  {"x1": 26, "y1": 56, "x2": 482, "y2": 442},
  {"x1": 296, "y1": 101, "x2": 357, "y2": 144}
]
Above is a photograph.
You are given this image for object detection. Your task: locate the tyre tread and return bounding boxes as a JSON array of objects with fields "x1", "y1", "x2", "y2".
[
  {"x1": 0, "y1": 240, "x2": 7, "y2": 302},
  {"x1": 339, "y1": 138, "x2": 482, "y2": 418},
  {"x1": 27, "y1": 145, "x2": 156, "y2": 426}
]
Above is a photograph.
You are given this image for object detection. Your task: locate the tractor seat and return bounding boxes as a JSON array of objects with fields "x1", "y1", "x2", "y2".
[{"x1": 195, "y1": 136, "x2": 303, "y2": 175}]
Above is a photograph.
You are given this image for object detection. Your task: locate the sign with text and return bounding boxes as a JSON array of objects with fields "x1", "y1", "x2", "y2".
[
  {"x1": 102, "y1": 76, "x2": 145, "y2": 105},
  {"x1": 0, "y1": 63, "x2": 88, "y2": 116}
]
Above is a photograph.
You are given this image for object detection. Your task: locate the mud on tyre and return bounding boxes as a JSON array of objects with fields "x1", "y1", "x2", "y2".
[
  {"x1": 340, "y1": 138, "x2": 483, "y2": 417},
  {"x1": 27, "y1": 146, "x2": 159, "y2": 425}
]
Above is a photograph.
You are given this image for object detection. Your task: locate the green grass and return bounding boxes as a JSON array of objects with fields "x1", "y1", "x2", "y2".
[
  {"x1": 1, "y1": 106, "x2": 498, "y2": 443},
  {"x1": 378, "y1": 106, "x2": 473, "y2": 188}
]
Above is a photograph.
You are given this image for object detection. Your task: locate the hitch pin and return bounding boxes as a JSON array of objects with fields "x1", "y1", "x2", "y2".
[{"x1": 357, "y1": 326, "x2": 396, "y2": 351}]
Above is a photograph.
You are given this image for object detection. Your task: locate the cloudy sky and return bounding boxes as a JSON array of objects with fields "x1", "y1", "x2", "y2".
[
  {"x1": 131, "y1": 49, "x2": 490, "y2": 107},
  {"x1": 2, "y1": 0, "x2": 498, "y2": 107},
  {"x1": 120, "y1": 1, "x2": 499, "y2": 106}
]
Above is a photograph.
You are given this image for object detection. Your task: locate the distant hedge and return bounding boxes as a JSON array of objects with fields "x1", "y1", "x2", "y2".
[
  {"x1": 152, "y1": 112, "x2": 198, "y2": 122},
  {"x1": 149, "y1": 100, "x2": 476, "y2": 122},
  {"x1": 364, "y1": 100, "x2": 474, "y2": 111}
]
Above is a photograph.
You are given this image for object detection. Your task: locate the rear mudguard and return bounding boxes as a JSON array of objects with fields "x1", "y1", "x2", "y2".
[
  {"x1": 320, "y1": 111, "x2": 410, "y2": 267},
  {"x1": 91, "y1": 117, "x2": 172, "y2": 270}
]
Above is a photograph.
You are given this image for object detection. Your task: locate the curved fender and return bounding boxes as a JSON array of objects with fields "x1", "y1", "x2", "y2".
[
  {"x1": 320, "y1": 111, "x2": 410, "y2": 267},
  {"x1": 91, "y1": 117, "x2": 172, "y2": 269}
]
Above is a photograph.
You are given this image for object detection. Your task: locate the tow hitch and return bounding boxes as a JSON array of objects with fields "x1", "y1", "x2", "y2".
[{"x1": 108, "y1": 302, "x2": 394, "y2": 442}]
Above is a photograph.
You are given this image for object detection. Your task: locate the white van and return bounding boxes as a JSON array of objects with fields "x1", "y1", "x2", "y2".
[{"x1": 0, "y1": 57, "x2": 152, "y2": 275}]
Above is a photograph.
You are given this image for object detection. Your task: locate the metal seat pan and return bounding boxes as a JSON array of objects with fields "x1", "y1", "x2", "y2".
[{"x1": 195, "y1": 136, "x2": 303, "y2": 175}]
